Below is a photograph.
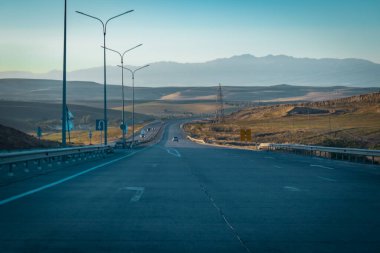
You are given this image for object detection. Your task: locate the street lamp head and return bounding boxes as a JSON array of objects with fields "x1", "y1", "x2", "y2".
[
  {"x1": 138, "y1": 64, "x2": 150, "y2": 71},
  {"x1": 105, "y1": 10, "x2": 134, "y2": 26},
  {"x1": 122, "y1": 10, "x2": 134, "y2": 15}
]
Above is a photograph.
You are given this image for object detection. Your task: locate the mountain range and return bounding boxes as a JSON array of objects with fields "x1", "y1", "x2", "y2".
[{"x1": 1, "y1": 55, "x2": 380, "y2": 87}]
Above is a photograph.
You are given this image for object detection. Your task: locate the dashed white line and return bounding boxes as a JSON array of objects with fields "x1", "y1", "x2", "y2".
[
  {"x1": 317, "y1": 176, "x2": 337, "y2": 182},
  {"x1": 167, "y1": 148, "x2": 181, "y2": 158},
  {"x1": 274, "y1": 165, "x2": 282, "y2": 169},
  {"x1": 310, "y1": 164, "x2": 335, "y2": 170},
  {"x1": 284, "y1": 186, "x2": 300, "y2": 192},
  {"x1": 122, "y1": 187, "x2": 145, "y2": 202}
]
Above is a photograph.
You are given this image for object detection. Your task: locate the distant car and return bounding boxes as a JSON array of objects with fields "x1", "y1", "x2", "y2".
[{"x1": 172, "y1": 136, "x2": 179, "y2": 142}]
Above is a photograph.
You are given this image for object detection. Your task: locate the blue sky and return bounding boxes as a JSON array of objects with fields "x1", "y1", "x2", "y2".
[{"x1": 0, "y1": 0, "x2": 379, "y2": 72}]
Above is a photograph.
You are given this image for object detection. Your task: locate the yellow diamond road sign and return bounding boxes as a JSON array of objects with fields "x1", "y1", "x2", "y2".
[{"x1": 240, "y1": 129, "x2": 252, "y2": 142}]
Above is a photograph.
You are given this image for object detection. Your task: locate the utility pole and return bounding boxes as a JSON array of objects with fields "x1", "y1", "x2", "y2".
[{"x1": 215, "y1": 83, "x2": 225, "y2": 123}]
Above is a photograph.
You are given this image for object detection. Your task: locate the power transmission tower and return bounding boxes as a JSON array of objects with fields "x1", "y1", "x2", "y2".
[{"x1": 215, "y1": 83, "x2": 225, "y2": 123}]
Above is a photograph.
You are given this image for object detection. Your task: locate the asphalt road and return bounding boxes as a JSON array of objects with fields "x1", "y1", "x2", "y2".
[{"x1": 0, "y1": 121, "x2": 379, "y2": 253}]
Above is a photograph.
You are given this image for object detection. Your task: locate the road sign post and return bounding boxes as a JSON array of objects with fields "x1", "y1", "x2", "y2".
[
  {"x1": 37, "y1": 127, "x2": 42, "y2": 141},
  {"x1": 88, "y1": 130, "x2": 92, "y2": 145},
  {"x1": 119, "y1": 123, "x2": 128, "y2": 148}
]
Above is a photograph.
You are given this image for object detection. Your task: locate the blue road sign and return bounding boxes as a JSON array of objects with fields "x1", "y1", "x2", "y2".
[
  {"x1": 96, "y1": 119, "x2": 106, "y2": 131},
  {"x1": 120, "y1": 123, "x2": 128, "y2": 130},
  {"x1": 37, "y1": 126, "x2": 42, "y2": 139}
]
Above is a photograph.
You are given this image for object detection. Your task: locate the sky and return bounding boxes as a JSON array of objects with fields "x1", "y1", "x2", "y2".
[{"x1": 0, "y1": 0, "x2": 379, "y2": 73}]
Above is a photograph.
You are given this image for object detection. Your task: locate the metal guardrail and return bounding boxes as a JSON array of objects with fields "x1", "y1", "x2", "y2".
[
  {"x1": 268, "y1": 143, "x2": 380, "y2": 156},
  {"x1": 0, "y1": 145, "x2": 113, "y2": 166},
  {"x1": 137, "y1": 124, "x2": 164, "y2": 145},
  {"x1": 268, "y1": 143, "x2": 380, "y2": 164},
  {"x1": 114, "y1": 121, "x2": 164, "y2": 148}
]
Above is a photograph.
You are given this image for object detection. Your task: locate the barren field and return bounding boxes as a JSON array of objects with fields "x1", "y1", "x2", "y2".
[
  {"x1": 112, "y1": 101, "x2": 238, "y2": 118},
  {"x1": 184, "y1": 93, "x2": 380, "y2": 149}
]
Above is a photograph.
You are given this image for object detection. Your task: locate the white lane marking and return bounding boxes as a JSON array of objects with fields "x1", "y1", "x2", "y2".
[
  {"x1": 0, "y1": 148, "x2": 150, "y2": 206},
  {"x1": 317, "y1": 176, "x2": 337, "y2": 182},
  {"x1": 264, "y1": 156, "x2": 274, "y2": 159},
  {"x1": 274, "y1": 165, "x2": 282, "y2": 169},
  {"x1": 310, "y1": 164, "x2": 335, "y2": 170},
  {"x1": 284, "y1": 186, "x2": 300, "y2": 192},
  {"x1": 166, "y1": 148, "x2": 181, "y2": 157},
  {"x1": 120, "y1": 187, "x2": 145, "y2": 202}
]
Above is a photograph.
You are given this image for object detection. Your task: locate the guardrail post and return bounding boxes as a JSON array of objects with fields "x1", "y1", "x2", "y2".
[
  {"x1": 48, "y1": 157, "x2": 52, "y2": 168},
  {"x1": 24, "y1": 161, "x2": 29, "y2": 173},
  {"x1": 8, "y1": 164, "x2": 15, "y2": 177}
]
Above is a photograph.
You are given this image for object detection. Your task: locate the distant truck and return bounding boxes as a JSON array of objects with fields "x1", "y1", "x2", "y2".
[{"x1": 258, "y1": 143, "x2": 271, "y2": 150}]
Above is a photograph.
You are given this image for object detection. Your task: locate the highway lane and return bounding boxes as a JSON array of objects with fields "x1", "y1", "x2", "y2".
[{"x1": 0, "y1": 121, "x2": 380, "y2": 252}]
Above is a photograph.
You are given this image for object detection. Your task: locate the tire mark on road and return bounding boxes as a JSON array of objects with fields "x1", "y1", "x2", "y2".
[{"x1": 199, "y1": 183, "x2": 252, "y2": 253}]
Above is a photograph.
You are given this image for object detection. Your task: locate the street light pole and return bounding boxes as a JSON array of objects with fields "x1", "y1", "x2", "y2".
[
  {"x1": 117, "y1": 64, "x2": 150, "y2": 146},
  {"x1": 101, "y1": 44, "x2": 143, "y2": 148},
  {"x1": 62, "y1": 0, "x2": 67, "y2": 147},
  {"x1": 76, "y1": 9, "x2": 134, "y2": 145}
]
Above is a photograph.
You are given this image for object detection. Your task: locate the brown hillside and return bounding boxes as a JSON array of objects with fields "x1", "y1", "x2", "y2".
[
  {"x1": 185, "y1": 92, "x2": 380, "y2": 149},
  {"x1": 230, "y1": 92, "x2": 380, "y2": 120},
  {"x1": 0, "y1": 124, "x2": 60, "y2": 150}
]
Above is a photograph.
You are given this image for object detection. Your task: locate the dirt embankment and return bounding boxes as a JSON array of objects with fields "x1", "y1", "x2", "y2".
[{"x1": 0, "y1": 124, "x2": 60, "y2": 151}]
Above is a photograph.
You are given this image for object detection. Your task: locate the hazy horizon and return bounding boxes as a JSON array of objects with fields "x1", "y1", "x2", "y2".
[
  {"x1": 1, "y1": 54, "x2": 379, "y2": 87},
  {"x1": 1, "y1": 53, "x2": 379, "y2": 75}
]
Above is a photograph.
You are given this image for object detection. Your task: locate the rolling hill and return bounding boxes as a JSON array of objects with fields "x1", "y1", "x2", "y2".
[
  {"x1": 0, "y1": 78, "x2": 378, "y2": 103},
  {"x1": 0, "y1": 101, "x2": 154, "y2": 133}
]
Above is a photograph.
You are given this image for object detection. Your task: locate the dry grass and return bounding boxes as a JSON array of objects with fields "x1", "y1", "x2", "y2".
[
  {"x1": 112, "y1": 101, "x2": 237, "y2": 117},
  {"x1": 185, "y1": 102, "x2": 380, "y2": 149},
  {"x1": 41, "y1": 124, "x2": 146, "y2": 146}
]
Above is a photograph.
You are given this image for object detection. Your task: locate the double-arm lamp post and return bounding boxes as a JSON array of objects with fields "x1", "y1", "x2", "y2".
[
  {"x1": 117, "y1": 64, "x2": 150, "y2": 146},
  {"x1": 62, "y1": 0, "x2": 67, "y2": 146},
  {"x1": 76, "y1": 9, "x2": 134, "y2": 145},
  {"x1": 101, "y1": 44, "x2": 143, "y2": 147}
]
